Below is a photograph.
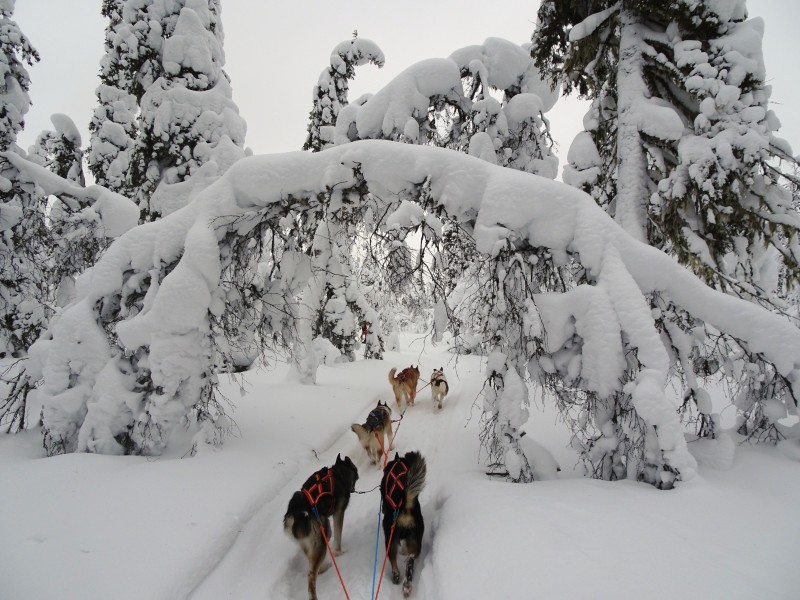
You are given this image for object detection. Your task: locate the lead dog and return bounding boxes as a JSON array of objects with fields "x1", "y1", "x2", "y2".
[
  {"x1": 430, "y1": 367, "x2": 448, "y2": 410},
  {"x1": 381, "y1": 451, "x2": 427, "y2": 598},
  {"x1": 388, "y1": 365, "x2": 421, "y2": 411},
  {"x1": 283, "y1": 454, "x2": 359, "y2": 600},
  {"x1": 351, "y1": 400, "x2": 393, "y2": 465}
]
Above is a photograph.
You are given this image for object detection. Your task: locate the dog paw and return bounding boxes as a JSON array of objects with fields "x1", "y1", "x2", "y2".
[
  {"x1": 333, "y1": 547, "x2": 344, "y2": 557},
  {"x1": 402, "y1": 581, "x2": 412, "y2": 597},
  {"x1": 391, "y1": 571, "x2": 401, "y2": 585}
]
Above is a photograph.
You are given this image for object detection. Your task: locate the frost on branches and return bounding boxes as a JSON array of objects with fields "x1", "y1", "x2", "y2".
[
  {"x1": 533, "y1": 0, "x2": 800, "y2": 449},
  {"x1": 303, "y1": 35, "x2": 385, "y2": 152},
  {"x1": 127, "y1": 0, "x2": 246, "y2": 221},
  {"x1": 31, "y1": 141, "x2": 800, "y2": 492},
  {"x1": 0, "y1": 0, "x2": 44, "y2": 432}
]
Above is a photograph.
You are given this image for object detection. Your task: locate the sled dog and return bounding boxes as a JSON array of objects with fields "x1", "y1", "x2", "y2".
[
  {"x1": 430, "y1": 367, "x2": 449, "y2": 410},
  {"x1": 283, "y1": 454, "x2": 359, "y2": 600},
  {"x1": 351, "y1": 400, "x2": 394, "y2": 465},
  {"x1": 388, "y1": 365, "x2": 421, "y2": 410},
  {"x1": 381, "y1": 451, "x2": 427, "y2": 598}
]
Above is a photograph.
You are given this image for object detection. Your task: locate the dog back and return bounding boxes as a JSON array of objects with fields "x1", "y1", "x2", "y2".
[{"x1": 381, "y1": 451, "x2": 426, "y2": 510}]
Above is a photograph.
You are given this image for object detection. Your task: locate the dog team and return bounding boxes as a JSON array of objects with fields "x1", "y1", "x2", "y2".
[{"x1": 283, "y1": 365, "x2": 448, "y2": 599}]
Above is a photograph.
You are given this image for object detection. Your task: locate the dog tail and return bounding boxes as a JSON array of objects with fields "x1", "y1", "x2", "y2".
[
  {"x1": 403, "y1": 451, "x2": 427, "y2": 505},
  {"x1": 283, "y1": 492, "x2": 313, "y2": 539},
  {"x1": 351, "y1": 423, "x2": 368, "y2": 442},
  {"x1": 389, "y1": 367, "x2": 397, "y2": 384}
]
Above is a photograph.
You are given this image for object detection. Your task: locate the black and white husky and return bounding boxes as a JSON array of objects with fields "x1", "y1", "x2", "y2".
[
  {"x1": 430, "y1": 367, "x2": 448, "y2": 410},
  {"x1": 381, "y1": 451, "x2": 427, "y2": 598},
  {"x1": 283, "y1": 454, "x2": 359, "y2": 600}
]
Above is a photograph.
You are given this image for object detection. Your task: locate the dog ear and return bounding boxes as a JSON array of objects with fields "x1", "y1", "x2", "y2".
[{"x1": 336, "y1": 453, "x2": 342, "y2": 463}]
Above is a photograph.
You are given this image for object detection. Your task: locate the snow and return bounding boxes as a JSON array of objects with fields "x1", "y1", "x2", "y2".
[
  {"x1": 2, "y1": 149, "x2": 139, "y2": 237},
  {"x1": 37, "y1": 139, "x2": 800, "y2": 459},
  {"x1": 2, "y1": 335, "x2": 799, "y2": 599},
  {"x1": 449, "y1": 38, "x2": 558, "y2": 112},
  {"x1": 354, "y1": 58, "x2": 462, "y2": 140},
  {"x1": 49, "y1": 113, "x2": 81, "y2": 145},
  {"x1": 568, "y1": 2, "x2": 620, "y2": 43}
]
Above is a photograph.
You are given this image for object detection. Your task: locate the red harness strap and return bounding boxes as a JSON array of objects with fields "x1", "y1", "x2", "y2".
[
  {"x1": 384, "y1": 459, "x2": 409, "y2": 511},
  {"x1": 301, "y1": 468, "x2": 335, "y2": 508}
]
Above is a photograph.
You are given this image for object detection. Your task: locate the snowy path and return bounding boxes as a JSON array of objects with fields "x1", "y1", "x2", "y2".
[
  {"x1": 3, "y1": 336, "x2": 799, "y2": 600},
  {"x1": 189, "y1": 344, "x2": 487, "y2": 600}
]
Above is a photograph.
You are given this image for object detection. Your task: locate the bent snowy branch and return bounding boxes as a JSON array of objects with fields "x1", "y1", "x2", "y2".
[{"x1": 36, "y1": 141, "x2": 800, "y2": 480}]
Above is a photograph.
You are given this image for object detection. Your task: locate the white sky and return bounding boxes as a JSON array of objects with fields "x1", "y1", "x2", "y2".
[{"x1": 13, "y1": 0, "x2": 800, "y2": 172}]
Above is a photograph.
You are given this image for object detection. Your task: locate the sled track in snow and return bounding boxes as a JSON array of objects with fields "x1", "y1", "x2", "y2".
[{"x1": 189, "y1": 368, "x2": 478, "y2": 600}]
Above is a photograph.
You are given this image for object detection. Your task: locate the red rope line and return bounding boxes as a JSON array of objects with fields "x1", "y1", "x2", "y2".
[
  {"x1": 316, "y1": 512, "x2": 351, "y2": 600},
  {"x1": 374, "y1": 517, "x2": 397, "y2": 600},
  {"x1": 374, "y1": 431, "x2": 389, "y2": 468}
]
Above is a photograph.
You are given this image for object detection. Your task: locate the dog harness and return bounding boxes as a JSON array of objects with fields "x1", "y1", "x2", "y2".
[
  {"x1": 396, "y1": 368, "x2": 413, "y2": 382},
  {"x1": 383, "y1": 459, "x2": 409, "y2": 511},
  {"x1": 301, "y1": 467, "x2": 334, "y2": 509},
  {"x1": 365, "y1": 407, "x2": 385, "y2": 432}
]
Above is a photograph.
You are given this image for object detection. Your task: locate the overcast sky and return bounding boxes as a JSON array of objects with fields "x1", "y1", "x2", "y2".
[{"x1": 13, "y1": 0, "x2": 800, "y2": 175}]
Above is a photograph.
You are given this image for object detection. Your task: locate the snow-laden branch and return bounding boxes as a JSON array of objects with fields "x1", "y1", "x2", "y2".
[
  {"x1": 36, "y1": 140, "x2": 800, "y2": 460},
  {"x1": 3, "y1": 151, "x2": 139, "y2": 237},
  {"x1": 568, "y1": 3, "x2": 620, "y2": 43}
]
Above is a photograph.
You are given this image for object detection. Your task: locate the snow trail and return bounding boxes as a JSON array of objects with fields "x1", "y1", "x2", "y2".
[{"x1": 189, "y1": 341, "x2": 485, "y2": 600}]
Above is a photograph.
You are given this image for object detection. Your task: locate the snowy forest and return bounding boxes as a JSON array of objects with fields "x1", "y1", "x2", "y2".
[{"x1": 1, "y1": 0, "x2": 799, "y2": 598}]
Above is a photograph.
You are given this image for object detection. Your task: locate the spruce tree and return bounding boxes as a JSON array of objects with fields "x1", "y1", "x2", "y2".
[
  {"x1": 532, "y1": 0, "x2": 800, "y2": 448},
  {"x1": 303, "y1": 34, "x2": 384, "y2": 152},
  {"x1": 129, "y1": 0, "x2": 246, "y2": 221},
  {"x1": 0, "y1": 0, "x2": 46, "y2": 432}
]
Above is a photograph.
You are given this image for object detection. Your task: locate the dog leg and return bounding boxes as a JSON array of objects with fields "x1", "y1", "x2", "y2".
[
  {"x1": 389, "y1": 543, "x2": 401, "y2": 585},
  {"x1": 403, "y1": 555, "x2": 416, "y2": 597},
  {"x1": 306, "y1": 544, "x2": 326, "y2": 600},
  {"x1": 332, "y1": 509, "x2": 344, "y2": 555}
]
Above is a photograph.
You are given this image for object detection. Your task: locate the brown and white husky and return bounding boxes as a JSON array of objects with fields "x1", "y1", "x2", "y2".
[
  {"x1": 351, "y1": 400, "x2": 393, "y2": 465},
  {"x1": 388, "y1": 365, "x2": 420, "y2": 411}
]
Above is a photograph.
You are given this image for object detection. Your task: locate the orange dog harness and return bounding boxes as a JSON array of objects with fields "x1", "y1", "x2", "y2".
[
  {"x1": 302, "y1": 468, "x2": 334, "y2": 508},
  {"x1": 383, "y1": 459, "x2": 408, "y2": 511}
]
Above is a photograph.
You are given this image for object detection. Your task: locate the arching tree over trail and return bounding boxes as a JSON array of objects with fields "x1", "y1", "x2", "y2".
[{"x1": 26, "y1": 140, "x2": 800, "y2": 489}]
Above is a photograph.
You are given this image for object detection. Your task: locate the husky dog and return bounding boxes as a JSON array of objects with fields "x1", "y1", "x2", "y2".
[
  {"x1": 388, "y1": 365, "x2": 421, "y2": 411},
  {"x1": 430, "y1": 367, "x2": 449, "y2": 410},
  {"x1": 381, "y1": 451, "x2": 427, "y2": 598},
  {"x1": 351, "y1": 401, "x2": 394, "y2": 465},
  {"x1": 283, "y1": 454, "x2": 359, "y2": 600}
]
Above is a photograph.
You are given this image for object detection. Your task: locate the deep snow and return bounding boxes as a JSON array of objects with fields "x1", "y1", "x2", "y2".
[{"x1": 1, "y1": 334, "x2": 799, "y2": 600}]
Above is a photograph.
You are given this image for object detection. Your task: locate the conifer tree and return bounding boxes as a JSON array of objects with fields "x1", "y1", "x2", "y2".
[
  {"x1": 532, "y1": 0, "x2": 800, "y2": 447},
  {"x1": 129, "y1": 0, "x2": 246, "y2": 221},
  {"x1": 0, "y1": 0, "x2": 45, "y2": 432},
  {"x1": 303, "y1": 34, "x2": 384, "y2": 153}
]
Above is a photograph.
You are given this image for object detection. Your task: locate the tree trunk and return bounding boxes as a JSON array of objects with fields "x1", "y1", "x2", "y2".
[{"x1": 615, "y1": 9, "x2": 649, "y2": 242}]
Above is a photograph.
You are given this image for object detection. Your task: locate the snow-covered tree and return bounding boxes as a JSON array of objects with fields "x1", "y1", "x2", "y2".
[
  {"x1": 303, "y1": 35, "x2": 384, "y2": 152},
  {"x1": 534, "y1": 0, "x2": 800, "y2": 292},
  {"x1": 31, "y1": 139, "x2": 800, "y2": 490},
  {"x1": 87, "y1": 1, "x2": 138, "y2": 194},
  {"x1": 129, "y1": 0, "x2": 246, "y2": 221},
  {"x1": 30, "y1": 114, "x2": 85, "y2": 185},
  {"x1": 532, "y1": 0, "x2": 800, "y2": 447},
  {"x1": 0, "y1": 0, "x2": 45, "y2": 432}
]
